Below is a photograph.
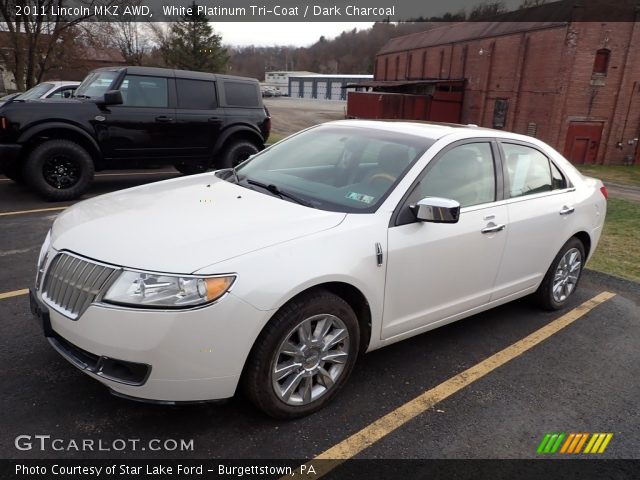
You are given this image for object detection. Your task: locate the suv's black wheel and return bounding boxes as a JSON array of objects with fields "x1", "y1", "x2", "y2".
[
  {"x1": 174, "y1": 162, "x2": 209, "y2": 175},
  {"x1": 219, "y1": 140, "x2": 259, "y2": 169},
  {"x1": 24, "y1": 140, "x2": 94, "y2": 201},
  {"x1": 243, "y1": 290, "x2": 360, "y2": 419},
  {"x1": 535, "y1": 237, "x2": 585, "y2": 311}
]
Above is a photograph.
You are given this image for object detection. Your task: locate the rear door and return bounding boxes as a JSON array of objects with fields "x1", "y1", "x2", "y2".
[
  {"x1": 101, "y1": 74, "x2": 178, "y2": 160},
  {"x1": 175, "y1": 77, "x2": 222, "y2": 160},
  {"x1": 491, "y1": 140, "x2": 576, "y2": 300}
]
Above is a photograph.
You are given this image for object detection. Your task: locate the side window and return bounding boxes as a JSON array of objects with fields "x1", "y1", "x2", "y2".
[
  {"x1": 119, "y1": 75, "x2": 168, "y2": 108},
  {"x1": 411, "y1": 143, "x2": 496, "y2": 208},
  {"x1": 551, "y1": 161, "x2": 567, "y2": 189},
  {"x1": 176, "y1": 79, "x2": 217, "y2": 110},
  {"x1": 224, "y1": 81, "x2": 259, "y2": 107},
  {"x1": 503, "y1": 143, "x2": 554, "y2": 198}
]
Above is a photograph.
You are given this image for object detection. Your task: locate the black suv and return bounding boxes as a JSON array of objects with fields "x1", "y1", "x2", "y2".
[{"x1": 0, "y1": 66, "x2": 271, "y2": 200}]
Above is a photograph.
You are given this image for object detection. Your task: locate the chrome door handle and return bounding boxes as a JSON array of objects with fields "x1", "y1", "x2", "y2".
[
  {"x1": 559, "y1": 206, "x2": 575, "y2": 215},
  {"x1": 481, "y1": 223, "x2": 506, "y2": 234}
]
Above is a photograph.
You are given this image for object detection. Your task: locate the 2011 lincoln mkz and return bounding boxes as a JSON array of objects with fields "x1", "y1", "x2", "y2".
[{"x1": 30, "y1": 120, "x2": 607, "y2": 418}]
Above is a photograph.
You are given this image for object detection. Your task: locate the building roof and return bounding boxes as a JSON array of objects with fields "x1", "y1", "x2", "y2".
[
  {"x1": 266, "y1": 71, "x2": 317, "y2": 76},
  {"x1": 290, "y1": 74, "x2": 373, "y2": 79},
  {"x1": 378, "y1": 20, "x2": 568, "y2": 55}
]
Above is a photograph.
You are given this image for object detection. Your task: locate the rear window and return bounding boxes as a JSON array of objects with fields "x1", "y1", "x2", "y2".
[
  {"x1": 224, "y1": 81, "x2": 259, "y2": 107},
  {"x1": 176, "y1": 79, "x2": 217, "y2": 109}
]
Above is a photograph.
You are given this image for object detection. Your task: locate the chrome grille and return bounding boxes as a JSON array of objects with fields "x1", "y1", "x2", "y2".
[{"x1": 42, "y1": 252, "x2": 117, "y2": 320}]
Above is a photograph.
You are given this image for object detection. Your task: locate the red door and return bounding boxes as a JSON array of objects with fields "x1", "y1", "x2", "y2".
[{"x1": 564, "y1": 122, "x2": 603, "y2": 164}]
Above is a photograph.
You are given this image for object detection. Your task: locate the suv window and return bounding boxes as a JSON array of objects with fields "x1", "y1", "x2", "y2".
[
  {"x1": 120, "y1": 75, "x2": 168, "y2": 108},
  {"x1": 176, "y1": 79, "x2": 217, "y2": 109},
  {"x1": 503, "y1": 143, "x2": 562, "y2": 198},
  {"x1": 224, "y1": 81, "x2": 259, "y2": 107},
  {"x1": 410, "y1": 143, "x2": 496, "y2": 208}
]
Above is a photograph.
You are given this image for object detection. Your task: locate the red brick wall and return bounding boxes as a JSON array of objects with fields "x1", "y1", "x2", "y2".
[{"x1": 375, "y1": 22, "x2": 640, "y2": 164}]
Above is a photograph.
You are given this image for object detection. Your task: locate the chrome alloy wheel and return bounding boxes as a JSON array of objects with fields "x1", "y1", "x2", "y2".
[
  {"x1": 552, "y1": 247, "x2": 582, "y2": 303},
  {"x1": 271, "y1": 314, "x2": 350, "y2": 406}
]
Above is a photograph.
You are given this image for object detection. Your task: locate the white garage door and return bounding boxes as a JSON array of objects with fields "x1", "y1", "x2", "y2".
[
  {"x1": 289, "y1": 82, "x2": 300, "y2": 98},
  {"x1": 331, "y1": 82, "x2": 344, "y2": 100},
  {"x1": 316, "y1": 81, "x2": 328, "y2": 99},
  {"x1": 303, "y1": 81, "x2": 313, "y2": 98}
]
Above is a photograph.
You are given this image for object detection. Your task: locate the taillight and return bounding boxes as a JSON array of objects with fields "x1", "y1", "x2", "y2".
[
  {"x1": 600, "y1": 186, "x2": 608, "y2": 199},
  {"x1": 0, "y1": 116, "x2": 6, "y2": 129}
]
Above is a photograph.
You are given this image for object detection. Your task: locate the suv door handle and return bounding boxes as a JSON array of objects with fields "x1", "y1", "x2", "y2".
[
  {"x1": 208, "y1": 116, "x2": 220, "y2": 122},
  {"x1": 559, "y1": 206, "x2": 575, "y2": 215},
  {"x1": 155, "y1": 115, "x2": 173, "y2": 123},
  {"x1": 481, "y1": 223, "x2": 506, "y2": 234}
]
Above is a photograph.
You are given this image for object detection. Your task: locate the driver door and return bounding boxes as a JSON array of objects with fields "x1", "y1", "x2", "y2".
[{"x1": 382, "y1": 141, "x2": 508, "y2": 340}]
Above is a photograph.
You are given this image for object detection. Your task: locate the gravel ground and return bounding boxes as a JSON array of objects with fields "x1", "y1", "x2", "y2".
[{"x1": 264, "y1": 97, "x2": 347, "y2": 138}]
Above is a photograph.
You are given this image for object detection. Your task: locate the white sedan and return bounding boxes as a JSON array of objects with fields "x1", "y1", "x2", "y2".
[{"x1": 30, "y1": 121, "x2": 607, "y2": 418}]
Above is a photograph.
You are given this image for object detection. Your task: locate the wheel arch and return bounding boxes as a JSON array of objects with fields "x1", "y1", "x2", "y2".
[
  {"x1": 212, "y1": 125, "x2": 265, "y2": 165},
  {"x1": 572, "y1": 230, "x2": 592, "y2": 260},
  {"x1": 18, "y1": 123, "x2": 101, "y2": 163}
]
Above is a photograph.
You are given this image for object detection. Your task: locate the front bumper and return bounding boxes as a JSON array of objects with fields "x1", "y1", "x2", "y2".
[
  {"x1": 0, "y1": 144, "x2": 22, "y2": 169},
  {"x1": 31, "y1": 288, "x2": 273, "y2": 402}
]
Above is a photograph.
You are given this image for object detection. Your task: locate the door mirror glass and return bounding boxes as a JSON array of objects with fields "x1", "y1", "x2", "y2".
[
  {"x1": 102, "y1": 89, "x2": 123, "y2": 106},
  {"x1": 412, "y1": 197, "x2": 460, "y2": 223}
]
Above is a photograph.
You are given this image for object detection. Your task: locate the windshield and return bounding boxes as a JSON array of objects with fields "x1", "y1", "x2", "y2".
[
  {"x1": 16, "y1": 83, "x2": 54, "y2": 100},
  {"x1": 74, "y1": 71, "x2": 119, "y2": 98},
  {"x1": 235, "y1": 125, "x2": 432, "y2": 213}
]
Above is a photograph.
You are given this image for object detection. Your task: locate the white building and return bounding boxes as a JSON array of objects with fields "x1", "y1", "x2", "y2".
[
  {"x1": 288, "y1": 74, "x2": 373, "y2": 101},
  {"x1": 263, "y1": 71, "x2": 317, "y2": 96}
]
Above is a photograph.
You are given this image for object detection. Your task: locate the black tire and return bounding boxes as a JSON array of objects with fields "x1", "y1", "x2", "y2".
[
  {"x1": 2, "y1": 163, "x2": 25, "y2": 184},
  {"x1": 24, "y1": 140, "x2": 94, "y2": 201},
  {"x1": 174, "y1": 162, "x2": 209, "y2": 176},
  {"x1": 243, "y1": 290, "x2": 360, "y2": 419},
  {"x1": 218, "y1": 140, "x2": 259, "y2": 169},
  {"x1": 535, "y1": 237, "x2": 586, "y2": 311}
]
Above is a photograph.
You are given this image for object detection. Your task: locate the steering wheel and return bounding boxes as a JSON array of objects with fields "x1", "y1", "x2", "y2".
[{"x1": 366, "y1": 173, "x2": 397, "y2": 185}]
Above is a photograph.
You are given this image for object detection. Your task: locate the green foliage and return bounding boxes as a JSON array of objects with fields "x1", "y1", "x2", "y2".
[
  {"x1": 162, "y1": 1, "x2": 229, "y2": 73},
  {"x1": 588, "y1": 198, "x2": 640, "y2": 282}
]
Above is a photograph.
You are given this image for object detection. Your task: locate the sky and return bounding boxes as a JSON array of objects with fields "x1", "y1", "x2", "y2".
[{"x1": 214, "y1": 22, "x2": 375, "y2": 47}]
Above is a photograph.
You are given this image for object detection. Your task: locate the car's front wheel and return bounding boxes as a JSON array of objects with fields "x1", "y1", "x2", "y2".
[
  {"x1": 24, "y1": 140, "x2": 94, "y2": 201},
  {"x1": 243, "y1": 290, "x2": 360, "y2": 419},
  {"x1": 536, "y1": 237, "x2": 585, "y2": 310}
]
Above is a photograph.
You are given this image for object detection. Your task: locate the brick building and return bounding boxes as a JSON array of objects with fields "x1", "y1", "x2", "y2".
[{"x1": 369, "y1": 1, "x2": 640, "y2": 165}]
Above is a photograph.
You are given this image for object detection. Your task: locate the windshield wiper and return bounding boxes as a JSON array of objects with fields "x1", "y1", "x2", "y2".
[
  {"x1": 244, "y1": 178, "x2": 314, "y2": 207},
  {"x1": 216, "y1": 167, "x2": 240, "y2": 184}
]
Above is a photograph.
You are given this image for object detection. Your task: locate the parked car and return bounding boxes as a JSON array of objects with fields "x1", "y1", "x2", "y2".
[
  {"x1": 29, "y1": 120, "x2": 606, "y2": 418},
  {"x1": 0, "y1": 92, "x2": 22, "y2": 108},
  {"x1": 15, "y1": 81, "x2": 80, "y2": 100},
  {"x1": 0, "y1": 67, "x2": 270, "y2": 201}
]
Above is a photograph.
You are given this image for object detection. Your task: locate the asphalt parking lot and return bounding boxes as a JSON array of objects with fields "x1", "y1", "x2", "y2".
[{"x1": 1, "y1": 172, "x2": 639, "y2": 465}]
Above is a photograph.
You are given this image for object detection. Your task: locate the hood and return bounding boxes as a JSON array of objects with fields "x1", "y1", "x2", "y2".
[{"x1": 52, "y1": 174, "x2": 346, "y2": 273}]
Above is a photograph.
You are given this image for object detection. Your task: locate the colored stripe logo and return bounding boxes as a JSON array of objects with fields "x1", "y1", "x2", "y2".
[{"x1": 537, "y1": 433, "x2": 613, "y2": 454}]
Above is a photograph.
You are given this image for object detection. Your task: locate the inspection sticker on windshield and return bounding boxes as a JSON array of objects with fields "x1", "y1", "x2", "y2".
[{"x1": 346, "y1": 192, "x2": 375, "y2": 204}]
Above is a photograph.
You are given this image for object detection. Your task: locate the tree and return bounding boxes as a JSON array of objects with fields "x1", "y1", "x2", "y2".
[
  {"x1": 468, "y1": 1, "x2": 506, "y2": 19},
  {"x1": 160, "y1": 1, "x2": 228, "y2": 73},
  {"x1": 0, "y1": 0, "x2": 105, "y2": 90},
  {"x1": 519, "y1": 0, "x2": 548, "y2": 7}
]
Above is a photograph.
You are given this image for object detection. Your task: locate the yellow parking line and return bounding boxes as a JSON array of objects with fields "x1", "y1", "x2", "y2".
[
  {"x1": 0, "y1": 288, "x2": 29, "y2": 300},
  {"x1": 294, "y1": 291, "x2": 616, "y2": 478},
  {"x1": 0, "y1": 206, "x2": 68, "y2": 217}
]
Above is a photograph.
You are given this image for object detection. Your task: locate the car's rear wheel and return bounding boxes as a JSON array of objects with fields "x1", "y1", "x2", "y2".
[
  {"x1": 243, "y1": 290, "x2": 360, "y2": 419},
  {"x1": 24, "y1": 140, "x2": 94, "y2": 201},
  {"x1": 536, "y1": 237, "x2": 585, "y2": 310},
  {"x1": 219, "y1": 140, "x2": 259, "y2": 169}
]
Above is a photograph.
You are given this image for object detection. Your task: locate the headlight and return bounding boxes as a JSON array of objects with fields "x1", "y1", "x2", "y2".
[{"x1": 102, "y1": 271, "x2": 235, "y2": 308}]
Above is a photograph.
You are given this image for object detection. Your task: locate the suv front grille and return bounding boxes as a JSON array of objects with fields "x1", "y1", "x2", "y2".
[{"x1": 42, "y1": 253, "x2": 117, "y2": 320}]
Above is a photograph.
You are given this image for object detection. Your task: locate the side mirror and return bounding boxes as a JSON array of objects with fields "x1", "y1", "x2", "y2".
[
  {"x1": 411, "y1": 197, "x2": 460, "y2": 223},
  {"x1": 101, "y1": 90, "x2": 123, "y2": 106}
]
